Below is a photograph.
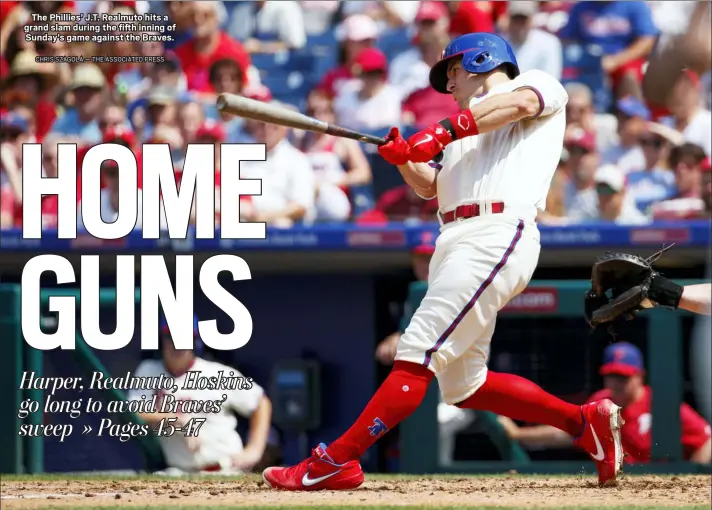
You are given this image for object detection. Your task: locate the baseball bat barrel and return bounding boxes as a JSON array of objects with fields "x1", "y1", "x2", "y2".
[{"x1": 216, "y1": 93, "x2": 387, "y2": 145}]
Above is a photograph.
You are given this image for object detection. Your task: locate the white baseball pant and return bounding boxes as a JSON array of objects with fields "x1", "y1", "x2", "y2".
[{"x1": 395, "y1": 213, "x2": 541, "y2": 405}]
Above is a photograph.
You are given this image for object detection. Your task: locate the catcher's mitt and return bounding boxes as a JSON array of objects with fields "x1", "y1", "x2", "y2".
[{"x1": 584, "y1": 244, "x2": 684, "y2": 328}]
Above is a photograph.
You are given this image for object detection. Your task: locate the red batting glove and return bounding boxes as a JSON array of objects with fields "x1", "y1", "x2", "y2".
[
  {"x1": 378, "y1": 127, "x2": 411, "y2": 165},
  {"x1": 407, "y1": 109, "x2": 479, "y2": 163},
  {"x1": 406, "y1": 124, "x2": 451, "y2": 163}
]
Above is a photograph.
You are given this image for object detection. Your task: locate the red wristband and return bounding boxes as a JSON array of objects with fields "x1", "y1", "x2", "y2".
[{"x1": 439, "y1": 109, "x2": 478, "y2": 140}]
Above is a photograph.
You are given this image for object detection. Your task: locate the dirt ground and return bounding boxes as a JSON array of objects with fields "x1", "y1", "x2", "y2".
[{"x1": 1, "y1": 475, "x2": 710, "y2": 508}]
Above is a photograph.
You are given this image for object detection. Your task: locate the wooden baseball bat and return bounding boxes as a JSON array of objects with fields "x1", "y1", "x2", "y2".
[
  {"x1": 215, "y1": 93, "x2": 443, "y2": 162},
  {"x1": 216, "y1": 93, "x2": 387, "y2": 145}
]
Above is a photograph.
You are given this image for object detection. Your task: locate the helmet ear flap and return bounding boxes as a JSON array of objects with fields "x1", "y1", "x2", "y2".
[{"x1": 501, "y1": 63, "x2": 519, "y2": 79}]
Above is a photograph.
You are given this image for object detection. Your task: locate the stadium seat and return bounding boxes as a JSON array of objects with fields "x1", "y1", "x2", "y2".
[
  {"x1": 349, "y1": 184, "x2": 376, "y2": 216},
  {"x1": 306, "y1": 31, "x2": 338, "y2": 56},
  {"x1": 262, "y1": 72, "x2": 314, "y2": 107},
  {"x1": 376, "y1": 27, "x2": 415, "y2": 61},
  {"x1": 368, "y1": 153, "x2": 405, "y2": 200},
  {"x1": 253, "y1": 50, "x2": 324, "y2": 106},
  {"x1": 251, "y1": 52, "x2": 294, "y2": 73},
  {"x1": 255, "y1": 53, "x2": 316, "y2": 78},
  {"x1": 287, "y1": 53, "x2": 320, "y2": 73},
  {"x1": 305, "y1": 31, "x2": 339, "y2": 81}
]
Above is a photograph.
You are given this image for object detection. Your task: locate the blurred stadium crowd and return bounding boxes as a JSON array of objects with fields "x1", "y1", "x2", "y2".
[{"x1": 1, "y1": 0, "x2": 711, "y2": 230}]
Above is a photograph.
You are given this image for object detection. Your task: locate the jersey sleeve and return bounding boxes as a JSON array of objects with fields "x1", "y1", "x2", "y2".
[
  {"x1": 514, "y1": 69, "x2": 568, "y2": 119},
  {"x1": 680, "y1": 403, "x2": 712, "y2": 457},
  {"x1": 225, "y1": 369, "x2": 265, "y2": 417}
]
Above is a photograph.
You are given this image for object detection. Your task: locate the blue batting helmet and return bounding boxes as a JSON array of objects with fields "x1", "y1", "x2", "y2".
[{"x1": 429, "y1": 33, "x2": 520, "y2": 94}]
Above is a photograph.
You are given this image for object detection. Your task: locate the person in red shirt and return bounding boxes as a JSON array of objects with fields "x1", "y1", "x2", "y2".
[
  {"x1": 0, "y1": 184, "x2": 18, "y2": 229},
  {"x1": 0, "y1": 132, "x2": 65, "y2": 230},
  {"x1": 498, "y1": 342, "x2": 712, "y2": 464},
  {"x1": 447, "y1": 2, "x2": 495, "y2": 38},
  {"x1": 371, "y1": 184, "x2": 439, "y2": 222},
  {"x1": 174, "y1": 2, "x2": 250, "y2": 94}
]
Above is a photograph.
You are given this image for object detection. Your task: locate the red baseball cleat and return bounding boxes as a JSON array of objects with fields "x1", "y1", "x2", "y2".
[
  {"x1": 262, "y1": 443, "x2": 364, "y2": 491},
  {"x1": 574, "y1": 399, "x2": 624, "y2": 487}
]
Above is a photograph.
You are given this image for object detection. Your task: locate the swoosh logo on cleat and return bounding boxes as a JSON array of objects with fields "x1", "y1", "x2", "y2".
[
  {"x1": 590, "y1": 425, "x2": 605, "y2": 461},
  {"x1": 302, "y1": 470, "x2": 342, "y2": 487}
]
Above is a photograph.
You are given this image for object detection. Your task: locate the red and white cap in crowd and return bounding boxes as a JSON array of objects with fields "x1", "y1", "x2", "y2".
[
  {"x1": 103, "y1": 125, "x2": 135, "y2": 146},
  {"x1": 196, "y1": 120, "x2": 225, "y2": 142},
  {"x1": 416, "y1": 1, "x2": 449, "y2": 22},
  {"x1": 243, "y1": 84, "x2": 273, "y2": 102},
  {"x1": 352, "y1": 48, "x2": 388, "y2": 76},
  {"x1": 565, "y1": 127, "x2": 596, "y2": 152}
]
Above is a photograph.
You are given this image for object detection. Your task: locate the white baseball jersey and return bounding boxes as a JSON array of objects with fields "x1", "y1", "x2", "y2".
[
  {"x1": 435, "y1": 69, "x2": 568, "y2": 220},
  {"x1": 128, "y1": 357, "x2": 265, "y2": 472},
  {"x1": 395, "y1": 70, "x2": 567, "y2": 405}
]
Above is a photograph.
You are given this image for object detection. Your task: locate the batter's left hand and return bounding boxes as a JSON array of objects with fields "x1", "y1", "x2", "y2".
[{"x1": 406, "y1": 124, "x2": 452, "y2": 163}]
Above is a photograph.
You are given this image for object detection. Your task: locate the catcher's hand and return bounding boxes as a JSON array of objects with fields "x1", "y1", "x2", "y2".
[{"x1": 584, "y1": 245, "x2": 684, "y2": 328}]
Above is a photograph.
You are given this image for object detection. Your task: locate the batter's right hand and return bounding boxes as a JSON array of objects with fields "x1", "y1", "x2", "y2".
[{"x1": 378, "y1": 127, "x2": 411, "y2": 165}]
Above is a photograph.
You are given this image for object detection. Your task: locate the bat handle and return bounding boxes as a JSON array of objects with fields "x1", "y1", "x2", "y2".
[
  {"x1": 325, "y1": 125, "x2": 444, "y2": 164},
  {"x1": 324, "y1": 124, "x2": 387, "y2": 145}
]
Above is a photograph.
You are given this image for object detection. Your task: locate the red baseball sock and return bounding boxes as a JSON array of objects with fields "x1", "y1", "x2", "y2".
[
  {"x1": 457, "y1": 371, "x2": 584, "y2": 437},
  {"x1": 327, "y1": 360, "x2": 434, "y2": 463}
]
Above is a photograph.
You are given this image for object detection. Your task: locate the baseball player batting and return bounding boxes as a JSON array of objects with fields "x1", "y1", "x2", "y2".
[{"x1": 263, "y1": 33, "x2": 623, "y2": 490}]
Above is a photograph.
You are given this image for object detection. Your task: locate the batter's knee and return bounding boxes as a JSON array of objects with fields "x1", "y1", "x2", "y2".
[
  {"x1": 393, "y1": 327, "x2": 451, "y2": 374},
  {"x1": 394, "y1": 344, "x2": 456, "y2": 375}
]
